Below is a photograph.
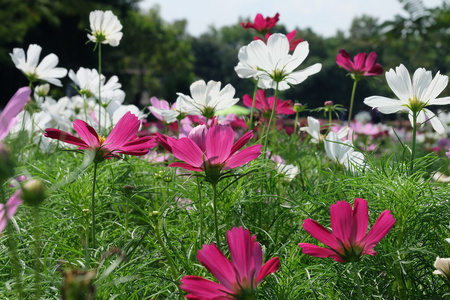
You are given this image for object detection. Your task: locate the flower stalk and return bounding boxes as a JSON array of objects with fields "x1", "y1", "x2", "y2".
[
  {"x1": 348, "y1": 79, "x2": 359, "y2": 124},
  {"x1": 91, "y1": 162, "x2": 99, "y2": 250}
]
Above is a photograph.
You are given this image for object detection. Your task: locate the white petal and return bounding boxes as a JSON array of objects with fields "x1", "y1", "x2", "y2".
[
  {"x1": 386, "y1": 64, "x2": 413, "y2": 102},
  {"x1": 364, "y1": 96, "x2": 408, "y2": 114}
]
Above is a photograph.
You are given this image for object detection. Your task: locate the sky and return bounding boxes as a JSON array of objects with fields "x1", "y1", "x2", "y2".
[{"x1": 138, "y1": 0, "x2": 444, "y2": 37}]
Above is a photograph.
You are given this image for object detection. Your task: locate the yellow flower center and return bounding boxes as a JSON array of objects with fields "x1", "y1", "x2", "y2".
[{"x1": 98, "y1": 135, "x2": 106, "y2": 145}]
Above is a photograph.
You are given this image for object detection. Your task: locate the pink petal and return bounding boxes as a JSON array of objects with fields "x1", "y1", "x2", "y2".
[
  {"x1": 180, "y1": 275, "x2": 233, "y2": 299},
  {"x1": 350, "y1": 198, "x2": 368, "y2": 244},
  {"x1": 336, "y1": 49, "x2": 353, "y2": 71},
  {"x1": 364, "y1": 52, "x2": 377, "y2": 70},
  {"x1": 197, "y1": 243, "x2": 238, "y2": 292},
  {"x1": 230, "y1": 130, "x2": 254, "y2": 156},
  {"x1": 363, "y1": 210, "x2": 395, "y2": 251},
  {"x1": 44, "y1": 128, "x2": 88, "y2": 148},
  {"x1": 330, "y1": 200, "x2": 353, "y2": 245},
  {"x1": 298, "y1": 243, "x2": 345, "y2": 262},
  {"x1": 73, "y1": 120, "x2": 100, "y2": 148},
  {"x1": 205, "y1": 125, "x2": 234, "y2": 165},
  {"x1": 156, "y1": 132, "x2": 173, "y2": 153},
  {"x1": 168, "y1": 162, "x2": 203, "y2": 172},
  {"x1": 353, "y1": 52, "x2": 367, "y2": 71},
  {"x1": 302, "y1": 219, "x2": 339, "y2": 249},
  {"x1": 227, "y1": 227, "x2": 261, "y2": 287},
  {"x1": 119, "y1": 136, "x2": 157, "y2": 155},
  {"x1": 188, "y1": 124, "x2": 208, "y2": 152},
  {"x1": 0, "y1": 87, "x2": 31, "y2": 141},
  {"x1": 256, "y1": 257, "x2": 280, "y2": 284},
  {"x1": 225, "y1": 144, "x2": 262, "y2": 169},
  {"x1": 104, "y1": 112, "x2": 140, "y2": 149},
  {"x1": 169, "y1": 138, "x2": 205, "y2": 169},
  {"x1": 0, "y1": 190, "x2": 22, "y2": 233}
]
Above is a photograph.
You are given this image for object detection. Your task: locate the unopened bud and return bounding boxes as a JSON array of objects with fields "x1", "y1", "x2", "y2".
[
  {"x1": 35, "y1": 84, "x2": 50, "y2": 97},
  {"x1": 21, "y1": 179, "x2": 47, "y2": 206},
  {"x1": 293, "y1": 103, "x2": 305, "y2": 113},
  {"x1": 324, "y1": 100, "x2": 334, "y2": 107},
  {"x1": 123, "y1": 185, "x2": 134, "y2": 198},
  {"x1": 150, "y1": 211, "x2": 159, "y2": 218}
]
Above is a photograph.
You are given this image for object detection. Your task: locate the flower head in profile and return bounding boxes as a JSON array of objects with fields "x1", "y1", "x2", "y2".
[
  {"x1": 324, "y1": 131, "x2": 365, "y2": 171},
  {"x1": 44, "y1": 112, "x2": 156, "y2": 162},
  {"x1": 148, "y1": 96, "x2": 181, "y2": 124},
  {"x1": 0, "y1": 87, "x2": 31, "y2": 141},
  {"x1": 180, "y1": 227, "x2": 280, "y2": 299},
  {"x1": 240, "y1": 13, "x2": 279, "y2": 34},
  {"x1": 299, "y1": 198, "x2": 395, "y2": 263},
  {"x1": 364, "y1": 64, "x2": 450, "y2": 134},
  {"x1": 167, "y1": 124, "x2": 261, "y2": 183},
  {"x1": 235, "y1": 33, "x2": 322, "y2": 91},
  {"x1": 433, "y1": 257, "x2": 450, "y2": 279},
  {"x1": 0, "y1": 190, "x2": 22, "y2": 234},
  {"x1": 88, "y1": 10, "x2": 123, "y2": 47},
  {"x1": 176, "y1": 80, "x2": 239, "y2": 119},
  {"x1": 336, "y1": 49, "x2": 383, "y2": 80},
  {"x1": 10, "y1": 44, "x2": 67, "y2": 86},
  {"x1": 243, "y1": 89, "x2": 294, "y2": 120}
]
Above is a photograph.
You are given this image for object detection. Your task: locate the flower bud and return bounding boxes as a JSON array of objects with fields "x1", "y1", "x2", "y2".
[
  {"x1": 35, "y1": 84, "x2": 50, "y2": 97},
  {"x1": 21, "y1": 179, "x2": 47, "y2": 206},
  {"x1": 122, "y1": 185, "x2": 134, "y2": 198},
  {"x1": 324, "y1": 100, "x2": 334, "y2": 106},
  {"x1": 293, "y1": 103, "x2": 305, "y2": 113}
]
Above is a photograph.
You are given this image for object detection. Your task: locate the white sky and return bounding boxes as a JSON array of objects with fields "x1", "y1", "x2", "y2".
[{"x1": 139, "y1": 0, "x2": 444, "y2": 37}]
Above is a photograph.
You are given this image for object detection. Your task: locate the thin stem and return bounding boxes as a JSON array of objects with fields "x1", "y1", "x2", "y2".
[
  {"x1": 293, "y1": 111, "x2": 299, "y2": 134},
  {"x1": 328, "y1": 109, "x2": 332, "y2": 133},
  {"x1": 263, "y1": 82, "x2": 280, "y2": 152},
  {"x1": 196, "y1": 176, "x2": 204, "y2": 246},
  {"x1": 33, "y1": 206, "x2": 42, "y2": 300},
  {"x1": 211, "y1": 182, "x2": 220, "y2": 248},
  {"x1": 97, "y1": 43, "x2": 102, "y2": 134},
  {"x1": 91, "y1": 162, "x2": 99, "y2": 250},
  {"x1": 247, "y1": 81, "x2": 259, "y2": 130},
  {"x1": 153, "y1": 221, "x2": 183, "y2": 296},
  {"x1": 347, "y1": 79, "x2": 359, "y2": 124},
  {"x1": 352, "y1": 263, "x2": 363, "y2": 300},
  {"x1": 409, "y1": 111, "x2": 418, "y2": 175}
]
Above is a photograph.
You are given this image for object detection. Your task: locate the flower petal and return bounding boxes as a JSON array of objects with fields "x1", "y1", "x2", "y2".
[
  {"x1": 302, "y1": 219, "x2": 339, "y2": 249},
  {"x1": 205, "y1": 125, "x2": 234, "y2": 165},
  {"x1": 256, "y1": 257, "x2": 280, "y2": 284},
  {"x1": 298, "y1": 243, "x2": 345, "y2": 262},
  {"x1": 225, "y1": 144, "x2": 262, "y2": 170},
  {"x1": 363, "y1": 210, "x2": 395, "y2": 251},
  {"x1": 180, "y1": 275, "x2": 233, "y2": 299}
]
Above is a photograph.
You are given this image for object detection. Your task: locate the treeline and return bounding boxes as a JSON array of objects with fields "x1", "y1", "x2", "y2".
[{"x1": 1, "y1": 0, "x2": 449, "y2": 115}]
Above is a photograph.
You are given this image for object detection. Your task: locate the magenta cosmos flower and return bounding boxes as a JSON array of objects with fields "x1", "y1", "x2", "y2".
[
  {"x1": 180, "y1": 227, "x2": 280, "y2": 299},
  {"x1": 243, "y1": 89, "x2": 295, "y2": 119},
  {"x1": 166, "y1": 124, "x2": 261, "y2": 182},
  {"x1": 336, "y1": 49, "x2": 383, "y2": 79},
  {"x1": 44, "y1": 112, "x2": 156, "y2": 162},
  {"x1": 241, "y1": 13, "x2": 279, "y2": 34},
  {"x1": 299, "y1": 198, "x2": 395, "y2": 263},
  {"x1": 0, "y1": 190, "x2": 22, "y2": 233},
  {"x1": 256, "y1": 29, "x2": 303, "y2": 52},
  {"x1": 0, "y1": 87, "x2": 31, "y2": 141}
]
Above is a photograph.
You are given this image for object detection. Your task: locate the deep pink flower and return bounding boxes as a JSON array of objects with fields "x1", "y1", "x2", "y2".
[
  {"x1": 180, "y1": 227, "x2": 280, "y2": 299},
  {"x1": 167, "y1": 124, "x2": 261, "y2": 182},
  {"x1": 255, "y1": 29, "x2": 303, "y2": 52},
  {"x1": 243, "y1": 90, "x2": 295, "y2": 119},
  {"x1": 299, "y1": 198, "x2": 395, "y2": 263},
  {"x1": 336, "y1": 49, "x2": 383, "y2": 79},
  {"x1": 0, "y1": 87, "x2": 31, "y2": 141},
  {"x1": 44, "y1": 112, "x2": 156, "y2": 161},
  {"x1": 0, "y1": 190, "x2": 22, "y2": 233},
  {"x1": 241, "y1": 13, "x2": 279, "y2": 33}
]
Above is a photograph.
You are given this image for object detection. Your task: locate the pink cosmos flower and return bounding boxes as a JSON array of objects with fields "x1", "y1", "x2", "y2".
[
  {"x1": 255, "y1": 29, "x2": 304, "y2": 52},
  {"x1": 0, "y1": 190, "x2": 22, "y2": 233},
  {"x1": 167, "y1": 124, "x2": 261, "y2": 182},
  {"x1": 336, "y1": 49, "x2": 383, "y2": 79},
  {"x1": 241, "y1": 13, "x2": 279, "y2": 33},
  {"x1": 243, "y1": 90, "x2": 295, "y2": 119},
  {"x1": 44, "y1": 112, "x2": 156, "y2": 161},
  {"x1": 0, "y1": 87, "x2": 31, "y2": 141},
  {"x1": 299, "y1": 198, "x2": 395, "y2": 263},
  {"x1": 180, "y1": 227, "x2": 280, "y2": 299}
]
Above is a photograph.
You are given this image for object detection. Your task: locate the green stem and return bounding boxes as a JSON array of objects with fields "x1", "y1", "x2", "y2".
[
  {"x1": 410, "y1": 111, "x2": 418, "y2": 175},
  {"x1": 263, "y1": 82, "x2": 280, "y2": 152},
  {"x1": 33, "y1": 206, "x2": 42, "y2": 300},
  {"x1": 347, "y1": 79, "x2": 358, "y2": 124},
  {"x1": 153, "y1": 221, "x2": 183, "y2": 296},
  {"x1": 91, "y1": 162, "x2": 99, "y2": 250},
  {"x1": 293, "y1": 111, "x2": 299, "y2": 134},
  {"x1": 247, "y1": 81, "x2": 259, "y2": 130},
  {"x1": 351, "y1": 263, "x2": 363, "y2": 300},
  {"x1": 211, "y1": 182, "x2": 220, "y2": 248},
  {"x1": 196, "y1": 176, "x2": 204, "y2": 246},
  {"x1": 97, "y1": 42, "x2": 102, "y2": 134},
  {"x1": 328, "y1": 110, "x2": 332, "y2": 133}
]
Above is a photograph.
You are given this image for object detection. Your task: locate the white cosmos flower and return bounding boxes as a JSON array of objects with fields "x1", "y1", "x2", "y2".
[
  {"x1": 176, "y1": 80, "x2": 239, "y2": 118},
  {"x1": 433, "y1": 257, "x2": 450, "y2": 278},
  {"x1": 234, "y1": 33, "x2": 322, "y2": 91},
  {"x1": 301, "y1": 116, "x2": 350, "y2": 144},
  {"x1": 10, "y1": 44, "x2": 67, "y2": 87},
  {"x1": 69, "y1": 67, "x2": 100, "y2": 97},
  {"x1": 88, "y1": 10, "x2": 123, "y2": 47},
  {"x1": 324, "y1": 131, "x2": 366, "y2": 172},
  {"x1": 276, "y1": 163, "x2": 300, "y2": 182},
  {"x1": 364, "y1": 64, "x2": 450, "y2": 134}
]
